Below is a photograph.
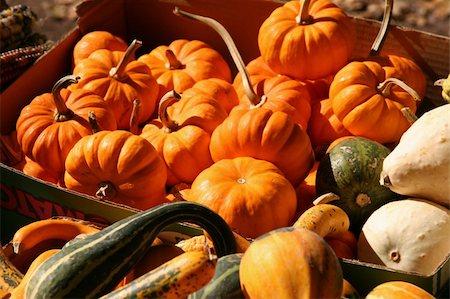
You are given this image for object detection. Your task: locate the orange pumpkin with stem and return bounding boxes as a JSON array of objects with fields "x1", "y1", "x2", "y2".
[
  {"x1": 257, "y1": 0, "x2": 356, "y2": 80},
  {"x1": 73, "y1": 39, "x2": 159, "y2": 129},
  {"x1": 140, "y1": 91, "x2": 215, "y2": 187},
  {"x1": 184, "y1": 156, "x2": 297, "y2": 239},
  {"x1": 137, "y1": 39, "x2": 232, "y2": 101},
  {"x1": 329, "y1": 0, "x2": 426, "y2": 144},
  {"x1": 64, "y1": 128, "x2": 168, "y2": 210},
  {"x1": 72, "y1": 30, "x2": 127, "y2": 66},
  {"x1": 15, "y1": 75, "x2": 117, "y2": 181},
  {"x1": 174, "y1": 7, "x2": 312, "y2": 130},
  {"x1": 209, "y1": 107, "x2": 314, "y2": 188}
]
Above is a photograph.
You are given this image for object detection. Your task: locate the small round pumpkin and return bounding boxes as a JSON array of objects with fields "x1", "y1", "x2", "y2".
[
  {"x1": 184, "y1": 156, "x2": 297, "y2": 239},
  {"x1": 140, "y1": 91, "x2": 215, "y2": 186},
  {"x1": 15, "y1": 75, "x2": 117, "y2": 181},
  {"x1": 240, "y1": 227, "x2": 343, "y2": 298},
  {"x1": 257, "y1": 0, "x2": 356, "y2": 80},
  {"x1": 73, "y1": 40, "x2": 159, "y2": 129},
  {"x1": 209, "y1": 108, "x2": 315, "y2": 187},
  {"x1": 366, "y1": 281, "x2": 435, "y2": 299},
  {"x1": 72, "y1": 31, "x2": 128, "y2": 65},
  {"x1": 64, "y1": 130, "x2": 168, "y2": 210},
  {"x1": 137, "y1": 39, "x2": 232, "y2": 100}
]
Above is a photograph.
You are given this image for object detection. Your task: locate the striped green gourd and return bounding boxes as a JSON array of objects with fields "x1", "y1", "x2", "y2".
[
  {"x1": 188, "y1": 253, "x2": 245, "y2": 299},
  {"x1": 24, "y1": 201, "x2": 237, "y2": 299}
]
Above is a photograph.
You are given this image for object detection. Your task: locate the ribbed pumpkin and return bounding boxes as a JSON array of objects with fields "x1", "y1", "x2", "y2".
[
  {"x1": 184, "y1": 157, "x2": 297, "y2": 239},
  {"x1": 72, "y1": 31, "x2": 127, "y2": 66},
  {"x1": 366, "y1": 281, "x2": 435, "y2": 299},
  {"x1": 209, "y1": 108, "x2": 314, "y2": 187},
  {"x1": 329, "y1": 59, "x2": 423, "y2": 144},
  {"x1": 240, "y1": 227, "x2": 343, "y2": 298},
  {"x1": 15, "y1": 75, "x2": 117, "y2": 181},
  {"x1": 257, "y1": 0, "x2": 356, "y2": 80},
  {"x1": 181, "y1": 78, "x2": 239, "y2": 114},
  {"x1": 64, "y1": 130, "x2": 167, "y2": 210},
  {"x1": 140, "y1": 91, "x2": 215, "y2": 187},
  {"x1": 137, "y1": 39, "x2": 232, "y2": 100},
  {"x1": 72, "y1": 40, "x2": 159, "y2": 129}
]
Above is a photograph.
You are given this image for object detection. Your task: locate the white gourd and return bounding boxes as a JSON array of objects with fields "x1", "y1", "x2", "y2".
[
  {"x1": 358, "y1": 198, "x2": 450, "y2": 276},
  {"x1": 380, "y1": 104, "x2": 450, "y2": 207}
]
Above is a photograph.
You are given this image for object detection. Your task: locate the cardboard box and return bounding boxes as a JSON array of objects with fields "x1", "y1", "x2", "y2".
[{"x1": 1, "y1": 0, "x2": 449, "y2": 296}]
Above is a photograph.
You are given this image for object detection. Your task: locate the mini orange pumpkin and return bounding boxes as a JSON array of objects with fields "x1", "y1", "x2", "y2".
[
  {"x1": 257, "y1": 0, "x2": 356, "y2": 80},
  {"x1": 140, "y1": 91, "x2": 214, "y2": 187},
  {"x1": 64, "y1": 130, "x2": 167, "y2": 210},
  {"x1": 137, "y1": 39, "x2": 232, "y2": 100},
  {"x1": 73, "y1": 39, "x2": 159, "y2": 129},
  {"x1": 15, "y1": 75, "x2": 117, "y2": 181},
  {"x1": 184, "y1": 156, "x2": 297, "y2": 239},
  {"x1": 210, "y1": 108, "x2": 314, "y2": 187},
  {"x1": 366, "y1": 281, "x2": 435, "y2": 299},
  {"x1": 72, "y1": 31, "x2": 128, "y2": 66}
]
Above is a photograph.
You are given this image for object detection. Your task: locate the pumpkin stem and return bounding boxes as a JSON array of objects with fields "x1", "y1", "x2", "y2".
[
  {"x1": 165, "y1": 49, "x2": 184, "y2": 70},
  {"x1": 389, "y1": 250, "x2": 401, "y2": 263},
  {"x1": 52, "y1": 75, "x2": 79, "y2": 122},
  {"x1": 369, "y1": 0, "x2": 393, "y2": 56},
  {"x1": 295, "y1": 0, "x2": 312, "y2": 25},
  {"x1": 159, "y1": 90, "x2": 181, "y2": 132},
  {"x1": 400, "y1": 106, "x2": 418, "y2": 124},
  {"x1": 109, "y1": 39, "x2": 142, "y2": 80},
  {"x1": 129, "y1": 99, "x2": 142, "y2": 135},
  {"x1": 173, "y1": 7, "x2": 262, "y2": 106},
  {"x1": 434, "y1": 78, "x2": 445, "y2": 87},
  {"x1": 96, "y1": 182, "x2": 117, "y2": 200},
  {"x1": 88, "y1": 111, "x2": 101, "y2": 133},
  {"x1": 377, "y1": 77, "x2": 421, "y2": 102}
]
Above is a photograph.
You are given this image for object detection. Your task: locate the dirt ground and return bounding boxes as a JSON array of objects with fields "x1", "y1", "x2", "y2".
[{"x1": 5, "y1": 0, "x2": 450, "y2": 42}]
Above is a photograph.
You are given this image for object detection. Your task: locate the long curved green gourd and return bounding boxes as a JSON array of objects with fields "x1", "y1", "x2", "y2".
[{"x1": 24, "y1": 201, "x2": 237, "y2": 299}]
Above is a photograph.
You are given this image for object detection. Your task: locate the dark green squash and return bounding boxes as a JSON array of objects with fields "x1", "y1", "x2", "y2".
[
  {"x1": 315, "y1": 136, "x2": 400, "y2": 234},
  {"x1": 24, "y1": 202, "x2": 237, "y2": 299},
  {"x1": 188, "y1": 253, "x2": 245, "y2": 299}
]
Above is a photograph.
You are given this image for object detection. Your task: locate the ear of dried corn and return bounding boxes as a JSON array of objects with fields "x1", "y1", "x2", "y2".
[{"x1": 0, "y1": 4, "x2": 43, "y2": 52}]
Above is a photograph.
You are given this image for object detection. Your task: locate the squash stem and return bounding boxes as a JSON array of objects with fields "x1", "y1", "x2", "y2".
[
  {"x1": 173, "y1": 7, "x2": 261, "y2": 106},
  {"x1": 369, "y1": 0, "x2": 394, "y2": 57},
  {"x1": 295, "y1": 0, "x2": 312, "y2": 25},
  {"x1": 129, "y1": 99, "x2": 142, "y2": 135},
  {"x1": 165, "y1": 49, "x2": 184, "y2": 70},
  {"x1": 377, "y1": 77, "x2": 421, "y2": 102},
  {"x1": 52, "y1": 75, "x2": 79, "y2": 122},
  {"x1": 159, "y1": 90, "x2": 181, "y2": 132},
  {"x1": 88, "y1": 111, "x2": 101, "y2": 133},
  {"x1": 109, "y1": 39, "x2": 142, "y2": 80},
  {"x1": 96, "y1": 182, "x2": 117, "y2": 200}
]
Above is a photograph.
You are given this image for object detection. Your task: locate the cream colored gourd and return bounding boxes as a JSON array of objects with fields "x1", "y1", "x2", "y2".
[
  {"x1": 380, "y1": 104, "x2": 450, "y2": 207},
  {"x1": 358, "y1": 198, "x2": 450, "y2": 275}
]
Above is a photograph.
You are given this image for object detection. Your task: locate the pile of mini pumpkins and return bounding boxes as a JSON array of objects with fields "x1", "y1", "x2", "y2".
[{"x1": 1, "y1": 0, "x2": 449, "y2": 297}]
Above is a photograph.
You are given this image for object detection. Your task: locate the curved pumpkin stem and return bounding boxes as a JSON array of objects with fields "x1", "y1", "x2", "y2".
[
  {"x1": 369, "y1": 0, "x2": 394, "y2": 57},
  {"x1": 400, "y1": 106, "x2": 418, "y2": 124},
  {"x1": 52, "y1": 75, "x2": 79, "y2": 122},
  {"x1": 109, "y1": 39, "x2": 142, "y2": 80},
  {"x1": 377, "y1": 77, "x2": 421, "y2": 102},
  {"x1": 159, "y1": 90, "x2": 181, "y2": 132},
  {"x1": 165, "y1": 49, "x2": 184, "y2": 70},
  {"x1": 129, "y1": 99, "x2": 141, "y2": 135},
  {"x1": 296, "y1": 0, "x2": 312, "y2": 25},
  {"x1": 173, "y1": 7, "x2": 262, "y2": 107}
]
